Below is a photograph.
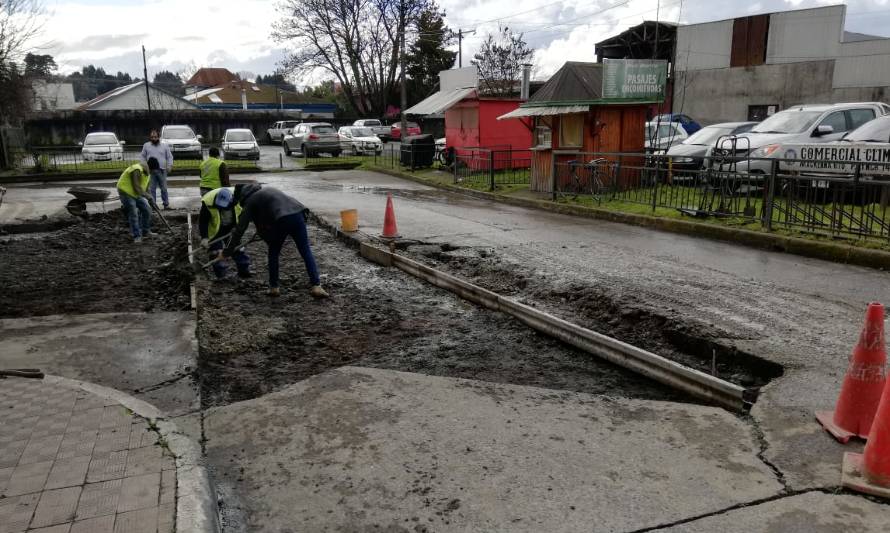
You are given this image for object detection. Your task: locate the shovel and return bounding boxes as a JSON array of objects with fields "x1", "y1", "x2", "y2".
[
  {"x1": 197, "y1": 234, "x2": 261, "y2": 272},
  {"x1": 147, "y1": 197, "x2": 174, "y2": 233}
]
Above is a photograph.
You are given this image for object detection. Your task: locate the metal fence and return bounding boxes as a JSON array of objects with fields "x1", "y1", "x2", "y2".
[
  {"x1": 452, "y1": 147, "x2": 532, "y2": 188},
  {"x1": 549, "y1": 152, "x2": 890, "y2": 243}
]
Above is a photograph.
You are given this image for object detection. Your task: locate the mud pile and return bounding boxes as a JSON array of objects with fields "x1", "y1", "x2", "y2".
[
  {"x1": 195, "y1": 222, "x2": 688, "y2": 407},
  {"x1": 0, "y1": 210, "x2": 192, "y2": 318}
]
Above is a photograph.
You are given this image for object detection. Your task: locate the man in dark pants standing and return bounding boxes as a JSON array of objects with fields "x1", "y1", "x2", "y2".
[{"x1": 223, "y1": 183, "x2": 328, "y2": 298}]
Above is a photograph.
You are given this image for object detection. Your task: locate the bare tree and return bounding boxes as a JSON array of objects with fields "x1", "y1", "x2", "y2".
[
  {"x1": 0, "y1": 0, "x2": 47, "y2": 123},
  {"x1": 273, "y1": 0, "x2": 430, "y2": 117},
  {"x1": 472, "y1": 26, "x2": 534, "y2": 97}
]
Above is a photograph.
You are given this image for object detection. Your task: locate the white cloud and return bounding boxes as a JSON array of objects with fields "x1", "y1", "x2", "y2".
[
  {"x1": 43, "y1": 0, "x2": 282, "y2": 76},
  {"x1": 30, "y1": 0, "x2": 890, "y2": 83}
]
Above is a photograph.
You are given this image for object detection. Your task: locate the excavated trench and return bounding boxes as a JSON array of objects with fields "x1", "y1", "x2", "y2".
[{"x1": 399, "y1": 242, "x2": 785, "y2": 391}]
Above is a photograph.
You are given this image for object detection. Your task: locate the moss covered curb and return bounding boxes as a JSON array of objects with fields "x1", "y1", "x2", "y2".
[{"x1": 368, "y1": 166, "x2": 890, "y2": 271}]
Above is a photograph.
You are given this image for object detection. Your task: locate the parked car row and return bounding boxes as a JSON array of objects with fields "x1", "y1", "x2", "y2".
[
  {"x1": 269, "y1": 118, "x2": 423, "y2": 151},
  {"x1": 652, "y1": 102, "x2": 890, "y2": 176},
  {"x1": 77, "y1": 126, "x2": 259, "y2": 162}
]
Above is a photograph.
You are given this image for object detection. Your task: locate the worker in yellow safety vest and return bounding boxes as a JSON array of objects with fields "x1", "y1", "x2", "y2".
[
  {"x1": 116, "y1": 158, "x2": 156, "y2": 243},
  {"x1": 198, "y1": 187, "x2": 251, "y2": 279},
  {"x1": 199, "y1": 147, "x2": 230, "y2": 196}
]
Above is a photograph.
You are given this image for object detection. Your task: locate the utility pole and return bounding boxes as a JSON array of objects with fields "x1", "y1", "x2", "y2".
[
  {"x1": 142, "y1": 45, "x2": 152, "y2": 114},
  {"x1": 399, "y1": 0, "x2": 407, "y2": 139}
]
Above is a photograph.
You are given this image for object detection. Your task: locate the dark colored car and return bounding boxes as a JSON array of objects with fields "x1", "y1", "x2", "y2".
[
  {"x1": 654, "y1": 113, "x2": 702, "y2": 135},
  {"x1": 666, "y1": 122, "x2": 758, "y2": 171},
  {"x1": 390, "y1": 121, "x2": 421, "y2": 141}
]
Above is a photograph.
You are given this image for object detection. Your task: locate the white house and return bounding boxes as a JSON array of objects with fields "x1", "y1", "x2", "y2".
[{"x1": 78, "y1": 81, "x2": 200, "y2": 111}]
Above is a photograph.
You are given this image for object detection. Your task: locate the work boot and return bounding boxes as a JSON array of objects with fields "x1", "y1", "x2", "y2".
[
  {"x1": 163, "y1": 205, "x2": 171, "y2": 210},
  {"x1": 143, "y1": 230, "x2": 156, "y2": 238},
  {"x1": 309, "y1": 285, "x2": 329, "y2": 299},
  {"x1": 133, "y1": 236, "x2": 142, "y2": 244},
  {"x1": 267, "y1": 287, "x2": 281, "y2": 297},
  {"x1": 237, "y1": 270, "x2": 253, "y2": 279}
]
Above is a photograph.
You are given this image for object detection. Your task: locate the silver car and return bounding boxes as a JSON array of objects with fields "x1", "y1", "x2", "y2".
[
  {"x1": 665, "y1": 122, "x2": 757, "y2": 171},
  {"x1": 222, "y1": 129, "x2": 259, "y2": 161},
  {"x1": 338, "y1": 126, "x2": 383, "y2": 155},
  {"x1": 718, "y1": 103, "x2": 887, "y2": 173},
  {"x1": 282, "y1": 122, "x2": 341, "y2": 157}
]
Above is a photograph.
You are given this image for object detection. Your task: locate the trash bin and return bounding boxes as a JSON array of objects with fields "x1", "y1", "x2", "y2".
[{"x1": 400, "y1": 134, "x2": 435, "y2": 169}]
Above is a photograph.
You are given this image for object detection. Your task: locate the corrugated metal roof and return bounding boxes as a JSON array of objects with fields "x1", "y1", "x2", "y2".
[
  {"x1": 497, "y1": 105, "x2": 589, "y2": 120},
  {"x1": 404, "y1": 87, "x2": 476, "y2": 115},
  {"x1": 526, "y1": 62, "x2": 603, "y2": 104}
]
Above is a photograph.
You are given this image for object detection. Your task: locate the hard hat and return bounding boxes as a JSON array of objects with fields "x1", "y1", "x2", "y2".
[{"x1": 215, "y1": 187, "x2": 234, "y2": 208}]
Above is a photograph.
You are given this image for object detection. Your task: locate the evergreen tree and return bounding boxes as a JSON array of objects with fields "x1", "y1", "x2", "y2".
[{"x1": 405, "y1": 5, "x2": 455, "y2": 104}]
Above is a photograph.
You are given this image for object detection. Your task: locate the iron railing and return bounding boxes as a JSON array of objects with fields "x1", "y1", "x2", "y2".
[{"x1": 549, "y1": 152, "x2": 890, "y2": 243}]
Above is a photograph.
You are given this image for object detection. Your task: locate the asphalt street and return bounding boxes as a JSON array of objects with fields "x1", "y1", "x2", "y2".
[{"x1": 3, "y1": 168, "x2": 890, "y2": 529}]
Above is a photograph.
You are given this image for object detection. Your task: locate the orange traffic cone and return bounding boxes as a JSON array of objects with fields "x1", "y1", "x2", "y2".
[
  {"x1": 842, "y1": 366, "x2": 890, "y2": 498},
  {"x1": 381, "y1": 193, "x2": 400, "y2": 239},
  {"x1": 816, "y1": 302, "x2": 886, "y2": 443}
]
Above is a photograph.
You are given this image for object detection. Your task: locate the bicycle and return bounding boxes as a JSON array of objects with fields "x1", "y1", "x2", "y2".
[{"x1": 564, "y1": 158, "x2": 609, "y2": 203}]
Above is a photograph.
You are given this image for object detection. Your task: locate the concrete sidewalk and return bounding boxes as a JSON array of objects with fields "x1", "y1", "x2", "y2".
[{"x1": 0, "y1": 377, "x2": 175, "y2": 533}]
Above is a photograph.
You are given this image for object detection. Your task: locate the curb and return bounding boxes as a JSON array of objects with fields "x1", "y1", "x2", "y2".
[
  {"x1": 43, "y1": 375, "x2": 221, "y2": 533},
  {"x1": 308, "y1": 212, "x2": 752, "y2": 412},
  {"x1": 367, "y1": 166, "x2": 890, "y2": 271}
]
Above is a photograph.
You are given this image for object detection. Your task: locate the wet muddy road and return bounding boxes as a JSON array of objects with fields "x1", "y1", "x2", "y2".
[{"x1": 195, "y1": 221, "x2": 690, "y2": 408}]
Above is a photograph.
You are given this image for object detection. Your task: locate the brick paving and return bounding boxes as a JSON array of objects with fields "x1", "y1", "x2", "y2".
[{"x1": 0, "y1": 378, "x2": 176, "y2": 533}]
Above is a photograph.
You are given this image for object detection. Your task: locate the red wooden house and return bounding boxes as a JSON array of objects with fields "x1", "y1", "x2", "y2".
[{"x1": 405, "y1": 67, "x2": 533, "y2": 164}]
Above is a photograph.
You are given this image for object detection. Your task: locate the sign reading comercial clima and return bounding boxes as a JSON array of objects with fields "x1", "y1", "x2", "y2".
[
  {"x1": 602, "y1": 59, "x2": 668, "y2": 101},
  {"x1": 779, "y1": 144, "x2": 890, "y2": 176}
]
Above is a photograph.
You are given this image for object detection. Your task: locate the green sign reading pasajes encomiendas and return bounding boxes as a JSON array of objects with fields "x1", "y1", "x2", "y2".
[{"x1": 602, "y1": 59, "x2": 668, "y2": 101}]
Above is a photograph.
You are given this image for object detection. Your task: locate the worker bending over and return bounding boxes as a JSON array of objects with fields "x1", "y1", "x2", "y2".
[
  {"x1": 199, "y1": 147, "x2": 230, "y2": 196},
  {"x1": 200, "y1": 187, "x2": 251, "y2": 280},
  {"x1": 223, "y1": 183, "x2": 328, "y2": 298},
  {"x1": 117, "y1": 159, "x2": 156, "y2": 243}
]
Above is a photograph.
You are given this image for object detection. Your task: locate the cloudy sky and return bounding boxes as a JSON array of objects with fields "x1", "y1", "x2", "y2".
[{"x1": 36, "y1": 0, "x2": 890, "y2": 85}]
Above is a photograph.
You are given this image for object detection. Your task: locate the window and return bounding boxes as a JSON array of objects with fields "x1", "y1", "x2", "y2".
[
  {"x1": 559, "y1": 114, "x2": 583, "y2": 147},
  {"x1": 534, "y1": 126, "x2": 551, "y2": 148},
  {"x1": 848, "y1": 109, "x2": 876, "y2": 130},
  {"x1": 819, "y1": 111, "x2": 847, "y2": 133},
  {"x1": 747, "y1": 104, "x2": 778, "y2": 122}
]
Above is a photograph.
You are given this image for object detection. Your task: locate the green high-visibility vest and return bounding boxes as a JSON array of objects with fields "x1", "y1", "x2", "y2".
[
  {"x1": 200, "y1": 157, "x2": 224, "y2": 190},
  {"x1": 201, "y1": 187, "x2": 241, "y2": 239},
  {"x1": 116, "y1": 163, "x2": 149, "y2": 198}
]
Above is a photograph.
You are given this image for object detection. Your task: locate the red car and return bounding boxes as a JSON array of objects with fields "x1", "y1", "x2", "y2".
[{"x1": 390, "y1": 121, "x2": 421, "y2": 140}]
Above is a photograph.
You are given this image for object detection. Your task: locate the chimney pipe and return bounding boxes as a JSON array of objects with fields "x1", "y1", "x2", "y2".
[
  {"x1": 241, "y1": 88, "x2": 247, "y2": 110},
  {"x1": 520, "y1": 64, "x2": 532, "y2": 100}
]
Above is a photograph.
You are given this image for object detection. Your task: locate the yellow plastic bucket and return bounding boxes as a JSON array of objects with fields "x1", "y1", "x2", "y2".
[{"x1": 340, "y1": 209, "x2": 358, "y2": 232}]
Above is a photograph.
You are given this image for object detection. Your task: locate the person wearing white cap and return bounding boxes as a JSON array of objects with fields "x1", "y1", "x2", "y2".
[{"x1": 198, "y1": 187, "x2": 251, "y2": 280}]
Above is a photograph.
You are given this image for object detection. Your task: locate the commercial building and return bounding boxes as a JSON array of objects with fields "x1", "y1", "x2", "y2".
[{"x1": 674, "y1": 5, "x2": 890, "y2": 124}]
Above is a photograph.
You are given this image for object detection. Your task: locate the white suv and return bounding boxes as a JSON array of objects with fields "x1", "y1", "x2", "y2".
[
  {"x1": 719, "y1": 103, "x2": 889, "y2": 173},
  {"x1": 160, "y1": 125, "x2": 203, "y2": 160}
]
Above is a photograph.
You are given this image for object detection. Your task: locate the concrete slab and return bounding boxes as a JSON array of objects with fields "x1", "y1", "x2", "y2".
[
  {"x1": 203, "y1": 366, "x2": 781, "y2": 532},
  {"x1": 0, "y1": 312, "x2": 198, "y2": 417},
  {"x1": 669, "y1": 491, "x2": 890, "y2": 532}
]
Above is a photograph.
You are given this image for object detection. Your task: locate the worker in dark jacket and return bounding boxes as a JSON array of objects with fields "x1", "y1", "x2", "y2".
[
  {"x1": 223, "y1": 183, "x2": 328, "y2": 298},
  {"x1": 199, "y1": 187, "x2": 251, "y2": 280}
]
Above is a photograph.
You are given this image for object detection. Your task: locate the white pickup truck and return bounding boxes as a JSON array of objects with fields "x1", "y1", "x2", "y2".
[
  {"x1": 266, "y1": 120, "x2": 301, "y2": 143},
  {"x1": 353, "y1": 119, "x2": 392, "y2": 141}
]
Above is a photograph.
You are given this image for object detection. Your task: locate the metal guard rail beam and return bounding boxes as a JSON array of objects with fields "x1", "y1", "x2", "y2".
[{"x1": 360, "y1": 242, "x2": 756, "y2": 413}]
